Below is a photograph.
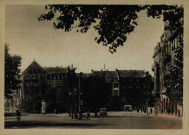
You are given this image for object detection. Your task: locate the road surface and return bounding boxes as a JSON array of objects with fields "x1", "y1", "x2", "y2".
[{"x1": 5, "y1": 111, "x2": 182, "y2": 129}]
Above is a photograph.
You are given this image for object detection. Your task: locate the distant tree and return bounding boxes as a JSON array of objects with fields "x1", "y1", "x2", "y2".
[
  {"x1": 82, "y1": 75, "x2": 111, "y2": 115},
  {"x1": 21, "y1": 80, "x2": 49, "y2": 113},
  {"x1": 5, "y1": 44, "x2": 22, "y2": 99},
  {"x1": 45, "y1": 87, "x2": 57, "y2": 113}
]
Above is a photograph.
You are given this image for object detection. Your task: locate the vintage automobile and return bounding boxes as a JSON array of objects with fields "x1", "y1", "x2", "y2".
[
  {"x1": 124, "y1": 105, "x2": 133, "y2": 112},
  {"x1": 99, "y1": 108, "x2": 107, "y2": 117}
]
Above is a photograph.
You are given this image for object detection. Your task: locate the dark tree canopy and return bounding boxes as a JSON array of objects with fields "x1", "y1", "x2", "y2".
[
  {"x1": 39, "y1": 5, "x2": 183, "y2": 53},
  {"x1": 5, "y1": 44, "x2": 22, "y2": 99},
  {"x1": 81, "y1": 75, "x2": 112, "y2": 112}
]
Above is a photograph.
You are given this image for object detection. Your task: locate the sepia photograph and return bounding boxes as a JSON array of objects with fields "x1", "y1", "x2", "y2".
[{"x1": 1, "y1": 1, "x2": 188, "y2": 133}]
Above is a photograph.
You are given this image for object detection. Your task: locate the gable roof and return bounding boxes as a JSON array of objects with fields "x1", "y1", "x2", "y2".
[
  {"x1": 104, "y1": 70, "x2": 119, "y2": 81},
  {"x1": 109, "y1": 71, "x2": 119, "y2": 80},
  {"x1": 23, "y1": 60, "x2": 46, "y2": 74},
  {"x1": 116, "y1": 70, "x2": 146, "y2": 78}
]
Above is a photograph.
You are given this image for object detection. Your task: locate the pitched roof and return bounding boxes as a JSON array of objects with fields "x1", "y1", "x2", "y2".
[
  {"x1": 44, "y1": 67, "x2": 68, "y2": 74},
  {"x1": 23, "y1": 60, "x2": 46, "y2": 74},
  {"x1": 109, "y1": 71, "x2": 119, "y2": 80},
  {"x1": 116, "y1": 70, "x2": 146, "y2": 78},
  {"x1": 82, "y1": 73, "x2": 91, "y2": 78},
  {"x1": 92, "y1": 70, "x2": 105, "y2": 77},
  {"x1": 104, "y1": 70, "x2": 119, "y2": 81}
]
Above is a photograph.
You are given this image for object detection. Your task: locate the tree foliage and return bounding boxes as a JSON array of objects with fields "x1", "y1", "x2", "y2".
[
  {"x1": 39, "y1": 5, "x2": 183, "y2": 53},
  {"x1": 5, "y1": 44, "x2": 22, "y2": 99},
  {"x1": 39, "y1": 5, "x2": 144, "y2": 53},
  {"x1": 81, "y1": 75, "x2": 112, "y2": 112}
]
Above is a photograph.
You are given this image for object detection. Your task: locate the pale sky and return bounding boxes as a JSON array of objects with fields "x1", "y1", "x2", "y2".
[{"x1": 5, "y1": 5, "x2": 164, "y2": 75}]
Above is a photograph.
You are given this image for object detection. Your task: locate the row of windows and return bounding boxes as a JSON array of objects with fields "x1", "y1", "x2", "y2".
[
  {"x1": 122, "y1": 78, "x2": 150, "y2": 83},
  {"x1": 24, "y1": 74, "x2": 66, "y2": 80},
  {"x1": 25, "y1": 83, "x2": 38, "y2": 87},
  {"x1": 122, "y1": 86, "x2": 149, "y2": 89},
  {"x1": 25, "y1": 75, "x2": 38, "y2": 80},
  {"x1": 164, "y1": 38, "x2": 179, "y2": 54},
  {"x1": 48, "y1": 74, "x2": 66, "y2": 80},
  {"x1": 171, "y1": 38, "x2": 179, "y2": 51}
]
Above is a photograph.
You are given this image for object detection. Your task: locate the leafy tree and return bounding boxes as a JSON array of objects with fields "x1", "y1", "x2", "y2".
[
  {"x1": 5, "y1": 44, "x2": 22, "y2": 99},
  {"x1": 39, "y1": 5, "x2": 183, "y2": 52}
]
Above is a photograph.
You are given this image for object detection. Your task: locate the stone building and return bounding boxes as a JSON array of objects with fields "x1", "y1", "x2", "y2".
[
  {"x1": 152, "y1": 21, "x2": 183, "y2": 116},
  {"x1": 92, "y1": 69, "x2": 154, "y2": 111},
  {"x1": 22, "y1": 60, "x2": 47, "y2": 99}
]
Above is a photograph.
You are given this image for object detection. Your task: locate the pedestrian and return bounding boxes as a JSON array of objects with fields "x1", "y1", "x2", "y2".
[
  {"x1": 79, "y1": 111, "x2": 82, "y2": 120},
  {"x1": 87, "y1": 110, "x2": 90, "y2": 120},
  {"x1": 54, "y1": 109, "x2": 57, "y2": 114},
  {"x1": 16, "y1": 109, "x2": 21, "y2": 121}
]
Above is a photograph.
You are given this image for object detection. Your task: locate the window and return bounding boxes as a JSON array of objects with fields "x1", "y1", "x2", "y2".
[
  {"x1": 129, "y1": 86, "x2": 133, "y2": 89},
  {"x1": 26, "y1": 83, "x2": 30, "y2": 87},
  {"x1": 53, "y1": 75, "x2": 56, "y2": 79},
  {"x1": 175, "y1": 38, "x2": 178, "y2": 49},
  {"x1": 32, "y1": 75, "x2": 36, "y2": 80},
  {"x1": 25, "y1": 75, "x2": 30, "y2": 80},
  {"x1": 114, "y1": 90, "x2": 119, "y2": 96},
  {"x1": 114, "y1": 83, "x2": 119, "y2": 88},
  {"x1": 137, "y1": 79, "x2": 139, "y2": 82},
  {"x1": 33, "y1": 83, "x2": 37, "y2": 87}
]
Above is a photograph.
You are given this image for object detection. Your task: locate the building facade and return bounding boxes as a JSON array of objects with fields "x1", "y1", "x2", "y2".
[
  {"x1": 20, "y1": 60, "x2": 154, "y2": 113},
  {"x1": 152, "y1": 21, "x2": 183, "y2": 116},
  {"x1": 92, "y1": 69, "x2": 154, "y2": 111}
]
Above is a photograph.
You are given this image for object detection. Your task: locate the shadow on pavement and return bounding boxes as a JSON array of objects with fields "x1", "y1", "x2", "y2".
[{"x1": 5, "y1": 121, "x2": 110, "y2": 129}]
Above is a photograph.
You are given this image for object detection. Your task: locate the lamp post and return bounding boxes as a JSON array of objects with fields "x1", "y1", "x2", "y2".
[
  {"x1": 79, "y1": 74, "x2": 81, "y2": 113},
  {"x1": 69, "y1": 92, "x2": 73, "y2": 119}
]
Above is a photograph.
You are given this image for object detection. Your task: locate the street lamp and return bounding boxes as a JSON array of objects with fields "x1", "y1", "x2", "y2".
[{"x1": 69, "y1": 92, "x2": 74, "y2": 119}]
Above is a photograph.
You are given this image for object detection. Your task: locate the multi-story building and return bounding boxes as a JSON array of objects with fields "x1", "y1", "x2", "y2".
[
  {"x1": 92, "y1": 69, "x2": 154, "y2": 111},
  {"x1": 22, "y1": 60, "x2": 71, "y2": 99},
  {"x1": 20, "y1": 61, "x2": 154, "y2": 113},
  {"x1": 152, "y1": 21, "x2": 183, "y2": 116}
]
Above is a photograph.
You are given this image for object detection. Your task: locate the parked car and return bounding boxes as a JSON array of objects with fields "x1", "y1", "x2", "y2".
[
  {"x1": 124, "y1": 105, "x2": 133, "y2": 112},
  {"x1": 100, "y1": 108, "x2": 107, "y2": 117}
]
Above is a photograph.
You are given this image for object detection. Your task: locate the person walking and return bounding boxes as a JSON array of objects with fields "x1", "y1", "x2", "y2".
[
  {"x1": 16, "y1": 109, "x2": 21, "y2": 122},
  {"x1": 87, "y1": 110, "x2": 90, "y2": 120},
  {"x1": 15, "y1": 104, "x2": 21, "y2": 122},
  {"x1": 79, "y1": 111, "x2": 82, "y2": 120}
]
